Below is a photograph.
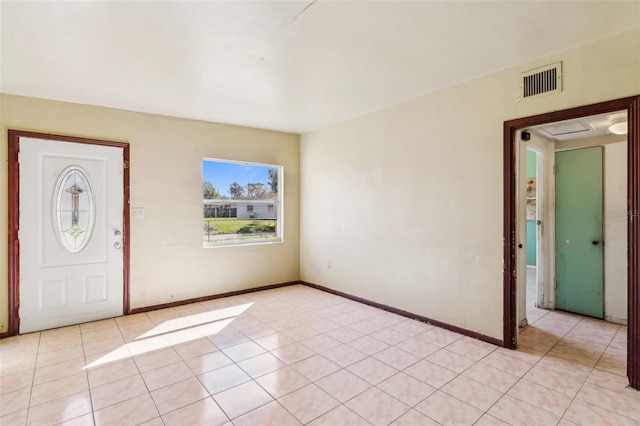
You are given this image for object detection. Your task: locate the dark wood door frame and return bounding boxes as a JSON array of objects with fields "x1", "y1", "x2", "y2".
[
  {"x1": 503, "y1": 96, "x2": 640, "y2": 390},
  {"x1": 6, "y1": 130, "x2": 131, "y2": 337}
]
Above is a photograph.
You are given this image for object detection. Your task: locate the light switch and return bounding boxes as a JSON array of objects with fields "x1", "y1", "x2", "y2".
[{"x1": 132, "y1": 207, "x2": 145, "y2": 218}]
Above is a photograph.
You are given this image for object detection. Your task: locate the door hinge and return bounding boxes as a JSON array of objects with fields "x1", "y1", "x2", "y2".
[
  {"x1": 123, "y1": 161, "x2": 129, "y2": 169},
  {"x1": 554, "y1": 279, "x2": 558, "y2": 289},
  {"x1": 553, "y1": 164, "x2": 557, "y2": 174}
]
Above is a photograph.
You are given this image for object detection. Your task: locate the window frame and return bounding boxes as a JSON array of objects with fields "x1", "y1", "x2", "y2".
[{"x1": 202, "y1": 158, "x2": 283, "y2": 248}]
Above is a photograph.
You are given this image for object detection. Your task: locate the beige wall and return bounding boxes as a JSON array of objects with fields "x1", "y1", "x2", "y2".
[
  {"x1": 0, "y1": 95, "x2": 300, "y2": 334},
  {"x1": 300, "y1": 29, "x2": 640, "y2": 340}
]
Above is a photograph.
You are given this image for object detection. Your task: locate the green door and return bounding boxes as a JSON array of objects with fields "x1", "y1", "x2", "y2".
[{"x1": 555, "y1": 147, "x2": 604, "y2": 318}]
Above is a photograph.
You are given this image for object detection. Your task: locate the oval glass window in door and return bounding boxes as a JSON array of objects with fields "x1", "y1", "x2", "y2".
[{"x1": 53, "y1": 167, "x2": 96, "y2": 253}]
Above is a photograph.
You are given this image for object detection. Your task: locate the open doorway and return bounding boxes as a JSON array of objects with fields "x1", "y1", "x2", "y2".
[
  {"x1": 503, "y1": 96, "x2": 640, "y2": 390},
  {"x1": 518, "y1": 111, "x2": 629, "y2": 326},
  {"x1": 515, "y1": 136, "x2": 553, "y2": 329}
]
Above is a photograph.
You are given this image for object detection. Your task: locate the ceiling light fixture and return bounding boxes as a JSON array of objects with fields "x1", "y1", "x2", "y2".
[{"x1": 608, "y1": 119, "x2": 628, "y2": 135}]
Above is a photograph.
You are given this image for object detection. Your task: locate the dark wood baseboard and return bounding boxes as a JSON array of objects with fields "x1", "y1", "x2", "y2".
[
  {"x1": 3, "y1": 279, "x2": 502, "y2": 349},
  {"x1": 0, "y1": 281, "x2": 302, "y2": 338},
  {"x1": 128, "y1": 281, "x2": 302, "y2": 314},
  {"x1": 301, "y1": 281, "x2": 504, "y2": 347},
  {"x1": 131, "y1": 279, "x2": 505, "y2": 348}
]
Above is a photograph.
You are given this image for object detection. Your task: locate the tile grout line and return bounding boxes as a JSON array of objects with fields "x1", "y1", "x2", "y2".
[
  {"x1": 24, "y1": 331, "x2": 42, "y2": 426},
  {"x1": 116, "y1": 313, "x2": 165, "y2": 425},
  {"x1": 507, "y1": 315, "x2": 630, "y2": 424},
  {"x1": 512, "y1": 315, "x2": 585, "y2": 417},
  {"x1": 80, "y1": 325, "x2": 99, "y2": 426},
  {"x1": 558, "y1": 321, "x2": 637, "y2": 423}
]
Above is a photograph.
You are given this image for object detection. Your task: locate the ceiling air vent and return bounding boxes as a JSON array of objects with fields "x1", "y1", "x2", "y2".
[{"x1": 521, "y1": 62, "x2": 562, "y2": 99}]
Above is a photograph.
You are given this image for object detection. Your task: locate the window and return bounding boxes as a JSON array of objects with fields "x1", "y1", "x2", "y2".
[{"x1": 203, "y1": 159, "x2": 282, "y2": 247}]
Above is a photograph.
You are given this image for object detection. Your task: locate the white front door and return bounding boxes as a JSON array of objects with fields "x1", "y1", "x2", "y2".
[{"x1": 19, "y1": 137, "x2": 124, "y2": 333}]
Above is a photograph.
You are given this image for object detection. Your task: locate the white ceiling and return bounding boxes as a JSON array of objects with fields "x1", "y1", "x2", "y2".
[
  {"x1": 529, "y1": 111, "x2": 628, "y2": 142},
  {"x1": 1, "y1": 1, "x2": 639, "y2": 134}
]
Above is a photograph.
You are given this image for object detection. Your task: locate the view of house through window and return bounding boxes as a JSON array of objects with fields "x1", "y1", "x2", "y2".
[{"x1": 203, "y1": 159, "x2": 282, "y2": 246}]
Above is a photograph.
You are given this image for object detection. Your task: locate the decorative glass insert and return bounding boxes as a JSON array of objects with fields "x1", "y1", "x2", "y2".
[{"x1": 53, "y1": 167, "x2": 95, "y2": 253}]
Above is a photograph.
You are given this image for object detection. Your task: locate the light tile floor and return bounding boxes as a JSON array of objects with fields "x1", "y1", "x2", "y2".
[{"x1": 1, "y1": 284, "x2": 638, "y2": 425}]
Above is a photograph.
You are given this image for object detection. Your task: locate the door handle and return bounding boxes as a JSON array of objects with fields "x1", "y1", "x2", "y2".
[
  {"x1": 592, "y1": 240, "x2": 600, "y2": 245},
  {"x1": 114, "y1": 230, "x2": 122, "y2": 237},
  {"x1": 518, "y1": 244, "x2": 523, "y2": 249},
  {"x1": 114, "y1": 242, "x2": 122, "y2": 249}
]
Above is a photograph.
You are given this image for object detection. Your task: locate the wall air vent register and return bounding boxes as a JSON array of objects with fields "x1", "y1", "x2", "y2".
[{"x1": 521, "y1": 62, "x2": 562, "y2": 99}]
